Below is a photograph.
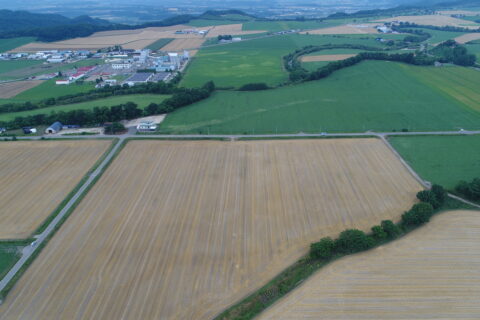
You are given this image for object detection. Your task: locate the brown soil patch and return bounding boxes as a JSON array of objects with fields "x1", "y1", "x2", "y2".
[
  {"x1": 0, "y1": 140, "x2": 111, "y2": 239},
  {"x1": 259, "y1": 210, "x2": 480, "y2": 319},
  {"x1": 301, "y1": 54, "x2": 357, "y2": 62},
  {"x1": 0, "y1": 80, "x2": 44, "y2": 98},
  {"x1": 0, "y1": 139, "x2": 423, "y2": 319}
]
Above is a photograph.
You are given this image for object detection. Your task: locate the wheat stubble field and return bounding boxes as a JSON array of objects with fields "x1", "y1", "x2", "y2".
[
  {"x1": 258, "y1": 209, "x2": 480, "y2": 320},
  {"x1": 0, "y1": 140, "x2": 111, "y2": 239},
  {"x1": 0, "y1": 139, "x2": 422, "y2": 319}
]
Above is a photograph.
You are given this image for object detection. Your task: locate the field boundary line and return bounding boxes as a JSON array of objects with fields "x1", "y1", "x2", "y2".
[{"x1": 0, "y1": 137, "x2": 126, "y2": 302}]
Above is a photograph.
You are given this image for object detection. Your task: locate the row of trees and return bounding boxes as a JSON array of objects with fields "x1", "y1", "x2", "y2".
[
  {"x1": 1, "y1": 81, "x2": 216, "y2": 129},
  {"x1": 431, "y1": 40, "x2": 477, "y2": 66},
  {"x1": 288, "y1": 49, "x2": 436, "y2": 83},
  {"x1": 394, "y1": 22, "x2": 480, "y2": 34},
  {"x1": 310, "y1": 185, "x2": 447, "y2": 260},
  {"x1": 0, "y1": 81, "x2": 175, "y2": 115},
  {"x1": 456, "y1": 178, "x2": 480, "y2": 202}
]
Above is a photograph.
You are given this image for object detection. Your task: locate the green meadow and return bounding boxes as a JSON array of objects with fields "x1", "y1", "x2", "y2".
[
  {"x1": 0, "y1": 37, "x2": 35, "y2": 52},
  {"x1": 0, "y1": 60, "x2": 43, "y2": 75},
  {"x1": 181, "y1": 34, "x2": 388, "y2": 88},
  {"x1": 390, "y1": 135, "x2": 480, "y2": 189},
  {"x1": 161, "y1": 61, "x2": 480, "y2": 134},
  {"x1": 0, "y1": 94, "x2": 170, "y2": 122}
]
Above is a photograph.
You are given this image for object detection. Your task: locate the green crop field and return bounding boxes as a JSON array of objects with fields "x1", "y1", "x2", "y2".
[
  {"x1": 0, "y1": 245, "x2": 20, "y2": 280},
  {"x1": 466, "y1": 43, "x2": 480, "y2": 60},
  {"x1": 420, "y1": 29, "x2": 467, "y2": 44},
  {"x1": 390, "y1": 135, "x2": 480, "y2": 189},
  {"x1": 0, "y1": 37, "x2": 35, "y2": 52},
  {"x1": 0, "y1": 94, "x2": 170, "y2": 122},
  {"x1": 145, "y1": 38, "x2": 174, "y2": 51},
  {"x1": 0, "y1": 80, "x2": 95, "y2": 104},
  {"x1": 0, "y1": 60, "x2": 43, "y2": 76},
  {"x1": 181, "y1": 34, "x2": 387, "y2": 88},
  {"x1": 161, "y1": 61, "x2": 480, "y2": 134}
]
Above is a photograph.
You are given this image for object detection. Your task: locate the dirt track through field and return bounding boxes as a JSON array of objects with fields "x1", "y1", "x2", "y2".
[
  {"x1": 0, "y1": 140, "x2": 111, "y2": 239},
  {"x1": 301, "y1": 54, "x2": 357, "y2": 62},
  {"x1": 258, "y1": 209, "x2": 480, "y2": 319},
  {"x1": 0, "y1": 81, "x2": 44, "y2": 98},
  {"x1": 0, "y1": 139, "x2": 422, "y2": 319}
]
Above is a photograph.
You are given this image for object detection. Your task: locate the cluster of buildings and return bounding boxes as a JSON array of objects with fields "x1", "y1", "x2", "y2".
[
  {"x1": 0, "y1": 50, "x2": 91, "y2": 63},
  {"x1": 55, "y1": 65, "x2": 98, "y2": 85},
  {"x1": 175, "y1": 29, "x2": 209, "y2": 36}
]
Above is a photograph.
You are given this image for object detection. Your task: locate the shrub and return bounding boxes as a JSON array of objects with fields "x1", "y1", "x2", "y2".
[
  {"x1": 381, "y1": 220, "x2": 401, "y2": 239},
  {"x1": 238, "y1": 83, "x2": 270, "y2": 91},
  {"x1": 334, "y1": 229, "x2": 374, "y2": 254},
  {"x1": 431, "y1": 184, "x2": 447, "y2": 204},
  {"x1": 310, "y1": 237, "x2": 334, "y2": 259},
  {"x1": 402, "y1": 202, "x2": 433, "y2": 227},
  {"x1": 416, "y1": 190, "x2": 439, "y2": 209},
  {"x1": 455, "y1": 178, "x2": 480, "y2": 201},
  {"x1": 371, "y1": 225, "x2": 387, "y2": 241}
]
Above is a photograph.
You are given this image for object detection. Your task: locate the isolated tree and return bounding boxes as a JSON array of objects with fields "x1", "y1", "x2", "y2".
[{"x1": 431, "y1": 184, "x2": 447, "y2": 204}]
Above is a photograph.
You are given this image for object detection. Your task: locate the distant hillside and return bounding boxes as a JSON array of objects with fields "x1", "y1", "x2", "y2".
[
  {"x1": 0, "y1": 10, "x2": 111, "y2": 32},
  {"x1": 0, "y1": 9, "x2": 257, "y2": 43}
]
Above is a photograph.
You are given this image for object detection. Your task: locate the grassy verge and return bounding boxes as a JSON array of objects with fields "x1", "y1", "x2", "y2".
[
  {"x1": 214, "y1": 196, "x2": 475, "y2": 320},
  {"x1": 0, "y1": 138, "x2": 125, "y2": 301}
]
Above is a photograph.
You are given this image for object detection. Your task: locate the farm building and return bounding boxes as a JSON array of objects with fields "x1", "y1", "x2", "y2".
[
  {"x1": 45, "y1": 122, "x2": 63, "y2": 134},
  {"x1": 137, "y1": 121, "x2": 157, "y2": 132},
  {"x1": 55, "y1": 80, "x2": 70, "y2": 85},
  {"x1": 125, "y1": 73, "x2": 154, "y2": 86}
]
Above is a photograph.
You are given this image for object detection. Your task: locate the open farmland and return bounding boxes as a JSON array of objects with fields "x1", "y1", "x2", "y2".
[
  {"x1": 258, "y1": 209, "x2": 480, "y2": 320},
  {"x1": 205, "y1": 23, "x2": 266, "y2": 38},
  {"x1": 390, "y1": 135, "x2": 480, "y2": 190},
  {"x1": 456, "y1": 33, "x2": 480, "y2": 44},
  {"x1": 0, "y1": 94, "x2": 170, "y2": 122},
  {"x1": 301, "y1": 54, "x2": 357, "y2": 62},
  {"x1": 0, "y1": 80, "x2": 44, "y2": 99},
  {"x1": 0, "y1": 140, "x2": 111, "y2": 239},
  {"x1": 0, "y1": 37, "x2": 35, "y2": 52},
  {"x1": 0, "y1": 139, "x2": 423, "y2": 320},
  {"x1": 300, "y1": 23, "x2": 379, "y2": 35},
  {"x1": 181, "y1": 34, "x2": 387, "y2": 88},
  {"x1": 378, "y1": 15, "x2": 480, "y2": 28},
  {"x1": 163, "y1": 61, "x2": 480, "y2": 134},
  {"x1": 0, "y1": 79, "x2": 94, "y2": 104},
  {"x1": 161, "y1": 38, "x2": 206, "y2": 51}
]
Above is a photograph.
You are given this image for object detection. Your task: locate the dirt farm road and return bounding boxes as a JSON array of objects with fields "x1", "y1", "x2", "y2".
[{"x1": 2, "y1": 129, "x2": 480, "y2": 304}]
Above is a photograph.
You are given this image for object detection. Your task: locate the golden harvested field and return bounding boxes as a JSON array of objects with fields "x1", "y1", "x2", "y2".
[
  {"x1": 161, "y1": 38, "x2": 206, "y2": 51},
  {"x1": 11, "y1": 26, "x2": 211, "y2": 52},
  {"x1": 0, "y1": 139, "x2": 423, "y2": 320},
  {"x1": 301, "y1": 24, "x2": 379, "y2": 35},
  {"x1": 0, "y1": 140, "x2": 111, "y2": 239},
  {"x1": 455, "y1": 33, "x2": 480, "y2": 44},
  {"x1": 378, "y1": 15, "x2": 480, "y2": 28},
  {"x1": 438, "y1": 10, "x2": 480, "y2": 16},
  {"x1": 0, "y1": 80, "x2": 44, "y2": 98},
  {"x1": 206, "y1": 23, "x2": 266, "y2": 38},
  {"x1": 11, "y1": 24, "x2": 265, "y2": 52},
  {"x1": 300, "y1": 54, "x2": 357, "y2": 62},
  {"x1": 258, "y1": 210, "x2": 480, "y2": 320}
]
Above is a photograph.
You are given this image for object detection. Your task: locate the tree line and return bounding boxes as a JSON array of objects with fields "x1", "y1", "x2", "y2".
[
  {"x1": 455, "y1": 178, "x2": 480, "y2": 202},
  {"x1": 1, "y1": 81, "x2": 215, "y2": 129},
  {"x1": 310, "y1": 185, "x2": 447, "y2": 260},
  {"x1": 0, "y1": 81, "x2": 175, "y2": 115}
]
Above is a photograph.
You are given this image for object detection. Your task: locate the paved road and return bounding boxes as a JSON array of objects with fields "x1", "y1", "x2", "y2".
[
  {"x1": 15, "y1": 129, "x2": 480, "y2": 141},
  {"x1": 0, "y1": 138, "x2": 125, "y2": 302}
]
